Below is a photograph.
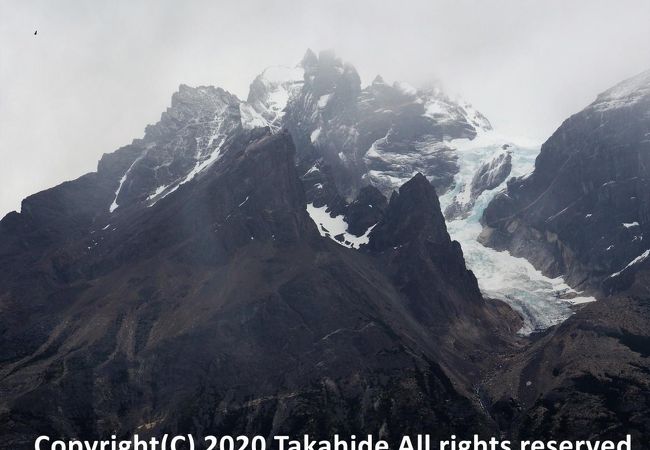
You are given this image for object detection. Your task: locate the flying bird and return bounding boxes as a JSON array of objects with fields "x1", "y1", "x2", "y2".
[{"x1": 34, "y1": 30, "x2": 37, "y2": 35}]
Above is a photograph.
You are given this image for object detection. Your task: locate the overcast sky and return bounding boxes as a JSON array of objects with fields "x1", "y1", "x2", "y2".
[{"x1": 1, "y1": 0, "x2": 649, "y2": 217}]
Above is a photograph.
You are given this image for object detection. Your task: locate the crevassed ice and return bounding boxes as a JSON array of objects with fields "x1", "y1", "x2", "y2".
[{"x1": 439, "y1": 131, "x2": 596, "y2": 334}]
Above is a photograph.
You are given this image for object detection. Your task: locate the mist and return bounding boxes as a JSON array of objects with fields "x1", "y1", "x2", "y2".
[{"x1": 1, "y1": 0, "x2": 649, "y2": 217}]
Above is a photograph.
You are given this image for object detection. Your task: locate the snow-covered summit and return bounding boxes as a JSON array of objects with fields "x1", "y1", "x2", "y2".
[
  {"x1": 245, "y1": 50, "x2": 496, "y2": 205},
  {"x1": 421, "y1": 92, "x2": 492, "y2": 133},
  {"x1": 591, "y1": 69, "x2": 650, "y2": 111},
  {"x1": 246, "y1": 65, "x2": 304, "y2": 130}
]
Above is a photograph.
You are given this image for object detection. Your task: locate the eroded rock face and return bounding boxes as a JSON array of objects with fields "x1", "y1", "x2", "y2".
[{"x1": 480, "y1": 70, "x2": 650, "y2": 296}]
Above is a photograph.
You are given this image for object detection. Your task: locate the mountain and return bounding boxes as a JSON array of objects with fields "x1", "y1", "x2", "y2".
[
  {"x1": 460, "y1": 69, "x2": 650, "y2": 446},
  {"x1": 0, "y1": 69, "x2": 516, "y2": 447},
  {"x1": 480, "y1": 70, "x2": 650, "y2": 297},
  {"x1": 5, "y1": 50, "x2": 648, "y2": 448},
  {"x1": 248, "y1": 50, "x2": 491, "y2": 214}
]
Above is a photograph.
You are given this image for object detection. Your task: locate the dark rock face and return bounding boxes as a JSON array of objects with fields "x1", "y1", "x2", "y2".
[
  {"x1": 486, "y1": 296, "x2": 650, "y2": 443},
  {"x1": 369, "y1": 173, "x2": 452, "y2": 250},
  {"x1": 480, "y1": 70, "x2": 650, "y2": 296},
  {"x1": 0, "y1": 86, "x2": 513, "y2": 447},
  {"x1": 368, "y1": 175, "x2": 487, "y2": 329},
  {"x1": 341, "y1": 185, "x2": 387, "y2": 236},
  {"x1": 445, "y1": 149, "x2": 512, "y2": 220}
]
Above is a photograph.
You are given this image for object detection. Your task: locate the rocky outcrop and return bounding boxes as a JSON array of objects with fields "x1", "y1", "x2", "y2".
[
  {"x1": 480, "y1": 70, "x2": 650, "y2": 296},
  {"x1": 471, "y1": 149, "x2": 512, "y2": 199},
  {"x1": 445, "y1": 147, "x2": 512, "y2": 219}
]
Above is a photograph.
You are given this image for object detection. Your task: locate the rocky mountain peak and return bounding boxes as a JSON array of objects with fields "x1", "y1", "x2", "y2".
[
  {"x1": 246, "y1": 66, "x2": 304, "y2": 130},
  {"x1": 371, "y1": 74, "x2": 386, "y2": 85},
  {"x1": 145, "y1": 84, "x2": 241, "y2": 142},
  {"x1": 369, "y1": 172, "x2": 450, "y2": 251},
  {"x1": 299, "y1": 47, "x2": 318, "y2": 69},
  {"x1": 300, "y1": 50, "x2": 361, "y2": 101}
]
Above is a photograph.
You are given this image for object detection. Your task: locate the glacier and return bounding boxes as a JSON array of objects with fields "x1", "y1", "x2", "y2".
[{"x1": 439, "y1": 131, "x2": 596, "y2": 334}]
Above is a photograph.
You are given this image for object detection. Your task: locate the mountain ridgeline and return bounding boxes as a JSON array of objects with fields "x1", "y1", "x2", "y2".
[{"x1": 1, "y1": 51, "x2": 649, "y2": 447}]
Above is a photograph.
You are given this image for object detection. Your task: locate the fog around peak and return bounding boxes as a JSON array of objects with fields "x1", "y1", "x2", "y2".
[{"x1": 1, "y1": 0, "x2": 649, "y2": 217}]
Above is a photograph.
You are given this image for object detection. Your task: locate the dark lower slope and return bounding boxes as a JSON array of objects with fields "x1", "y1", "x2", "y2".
[
  {"x1": 0, "y1": 130, "x2": 518, "y2": 448},
  {"x1": 486, "y1": 296, "x2": 650, "y2": 443}
]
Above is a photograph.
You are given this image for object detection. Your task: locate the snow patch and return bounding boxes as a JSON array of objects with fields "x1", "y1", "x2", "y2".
[
  {"x1": 147, "y1": 185, "x2": 168, "y2": 201},
  {"x1": 110, "y1": 151, "x2": 147, "y2": 213},
  {"x1": 310, "y1": 128, "x2": 321, "y2": 144},
  {"x1": 317, "y1": 94, "x2": 332, "y2": 108},
  {"x1": 239, "y1": 103, "x2": 268, "y2": 129},
  {"x1": 304, "y1": 164, "x2": 319, "y2": 176},
  {"x1": 306, "y1": 203, "x2": 375, "y2": 249},
  {"x1": 609, "y1": 249, "x2": 650, "y2": 278}
]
